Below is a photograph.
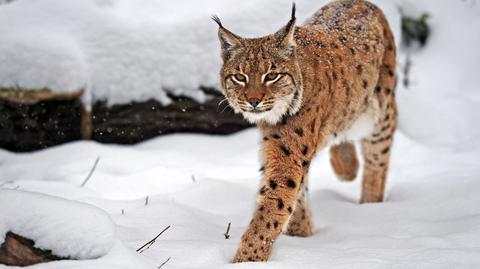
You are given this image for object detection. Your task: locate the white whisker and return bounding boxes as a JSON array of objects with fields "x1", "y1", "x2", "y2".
[{"x1": 218, "y1": 97, "x2": 229, "y2": 107}]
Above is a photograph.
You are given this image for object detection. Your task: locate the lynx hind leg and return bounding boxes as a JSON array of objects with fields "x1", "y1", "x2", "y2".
[
  {"x1": 330, "y1": 142, "x2": 359, "y2": 182},
  {"x1": 285, "y1": 186, "x2": 313, "y2": 237},
  {"x1": 360, "y1": 105, "x2": 396, "y2": 203},
  {"x1": 360, "y1": 17, "x2": 397, "y2": 203}
]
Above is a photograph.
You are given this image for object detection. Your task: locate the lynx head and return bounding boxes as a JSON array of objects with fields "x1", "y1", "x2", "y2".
[{"x1": 213, "y1": 4, "x2": 303, "y2": 125}]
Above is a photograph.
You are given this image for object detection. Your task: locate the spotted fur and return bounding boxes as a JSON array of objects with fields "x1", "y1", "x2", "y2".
[{"x1": 215, "y1": 0, "x2": 397, "y2": 263}]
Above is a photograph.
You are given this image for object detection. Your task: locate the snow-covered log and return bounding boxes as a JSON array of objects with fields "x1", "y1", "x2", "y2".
[
  {"x1": 0, "y1": 88, "x2": 251, "y2": 152},
  {"x1": 0, "y1": 190, "x2": 116, "y2": 266}
]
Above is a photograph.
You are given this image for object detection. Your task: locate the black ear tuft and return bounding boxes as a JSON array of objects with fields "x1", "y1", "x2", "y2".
[
  {"x1": 273, "y1": 3, "x2": 297, "y2": 52},
  {"x1": 211, "y1": 15, "x2": 223, "y2": 28},
  {"x1": 291, "y1": 2, "x2": 296, "y2": 22}
]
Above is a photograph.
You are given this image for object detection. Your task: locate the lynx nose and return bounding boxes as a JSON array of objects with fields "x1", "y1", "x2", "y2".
[{"x1": 248, "y1": 98, "x2": 261, "y2": 108}]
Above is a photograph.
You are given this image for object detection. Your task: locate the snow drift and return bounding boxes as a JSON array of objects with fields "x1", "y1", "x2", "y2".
[{"x1": 0, "y1": 189, "x2": 116, "y2": 259}]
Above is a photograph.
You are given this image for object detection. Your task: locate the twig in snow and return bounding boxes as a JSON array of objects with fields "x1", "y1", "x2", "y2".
[
  {"x1": 145, "y1": 196, "x2": 149, "y2": 206},
  {"x1": 403, "y1": 54, "x2": 412, "y2": 89},
  {"x1": 121, "y1": 209, "x2": 124, "y2": 215},
  {"x1": 191, "y1": 175, "x2": 196, "y2": 182},
  {"x1": 81, "y1": 156, "x2": 100, "y2": 187},
  {"x1": 224, "y1": 222, "x2": 231, "y2": 239},
  {"x1": 158, "y1": 257, "x2": 171, "y2": 268},
  {"x1": 136, "y1": 225, "x2": 171, "y2": 253}
]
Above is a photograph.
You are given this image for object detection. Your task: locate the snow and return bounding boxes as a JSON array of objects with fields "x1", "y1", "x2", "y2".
[
  {"x1": 0, "y1": 189, "x2": 116, "y2": 260},
  {"x1": 0, "y1": 0, "x2": 400, "y2": 106},
  {"x1": 1, "y1": 128, "x2": 480, "y2": 268},
  {"x1": 395, "y1": 0, "x2": 480, "y2": 148},
  {"x1": 1, "y1": 0, "x2": 480, "y2": 268}
]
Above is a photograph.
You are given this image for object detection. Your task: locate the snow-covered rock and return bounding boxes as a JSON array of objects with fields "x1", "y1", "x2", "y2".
[{"x1": 0, "y1": 189, "x2": 115, "y2": 259}]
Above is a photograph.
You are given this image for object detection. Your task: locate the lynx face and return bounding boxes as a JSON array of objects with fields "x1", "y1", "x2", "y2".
[{"x1": 214, "y1": 16, "x2": 303, "y2": 125}]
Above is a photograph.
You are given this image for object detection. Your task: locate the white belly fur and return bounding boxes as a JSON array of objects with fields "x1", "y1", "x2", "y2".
[{"x1": 327, "y1": 104, "x2": 381, "y2": 146}]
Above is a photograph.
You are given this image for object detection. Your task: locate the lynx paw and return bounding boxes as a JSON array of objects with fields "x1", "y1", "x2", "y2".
[
  {"x1": 360, "y1": 193, "x2": 384, "y2": 203},
  {"x1": 285, "y1": 221, "x2": 313, "y2": 237},
  {"x1": 231, "y1": 233, "x2": 273, "y2": 263}
]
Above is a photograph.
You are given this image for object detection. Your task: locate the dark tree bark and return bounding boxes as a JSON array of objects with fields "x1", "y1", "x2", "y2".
[
  {"x1": 92, "y1": 91, "x2": 251, "y2": 144},
  {"x1": 0, "y1": 88, "x2": 251, "y2": 152},
  {"x1": 0, "y1": 98, "x2": 83, "y2": 151},
  {"x1": 0, "y1": 232, "x2": 64, "y2": 266}
]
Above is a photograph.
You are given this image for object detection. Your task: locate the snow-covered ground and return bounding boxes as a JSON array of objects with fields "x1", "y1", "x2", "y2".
[
  {"x1": 1, "y1": 128, "x2": 480, "y2": 268},
  {"x1": 1, "y1": 0, "x2": 480, "y2": 268}
]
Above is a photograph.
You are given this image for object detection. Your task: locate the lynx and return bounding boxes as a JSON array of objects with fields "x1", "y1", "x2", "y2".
[{"x1": 213, "y1": 0, "x2": 397, "y2": 262}]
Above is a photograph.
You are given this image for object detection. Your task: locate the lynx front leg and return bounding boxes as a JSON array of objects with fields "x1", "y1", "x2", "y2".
[
  {"x1": 285, "y1": 185, "x2": 313, "y2": 237},
  {"x1": 232, "y1": 132, "x2": 315, "y2": 263},
  {"x1": 360, "y1": 111, "x2": 396, "y2": 203}
]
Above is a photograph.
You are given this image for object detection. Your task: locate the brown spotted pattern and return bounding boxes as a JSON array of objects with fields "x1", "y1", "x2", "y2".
[{"x1": 215, "y1": 0, "x2": 397, "y2": 262}]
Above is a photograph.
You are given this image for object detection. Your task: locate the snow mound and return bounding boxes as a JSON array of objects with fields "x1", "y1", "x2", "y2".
[
  {"x1": 0, "y1": 189, "x2": 116, "y2": 260},
  {"x1": 0, "y1": 32, "x2": 87, "y2": 94}
]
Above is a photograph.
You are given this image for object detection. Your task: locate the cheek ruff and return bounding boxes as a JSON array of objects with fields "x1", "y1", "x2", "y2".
[{"x1": 241, "y1": 92, "x2": 302, "y2": 125}]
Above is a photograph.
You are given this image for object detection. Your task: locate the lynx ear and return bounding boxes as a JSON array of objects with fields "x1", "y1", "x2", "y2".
[
  {"x1": 275, "y1": 3, "x2": 297, "y2": 50},
  {"x1": 212, "y1": 15, "x2": 242, "y2": 59}
]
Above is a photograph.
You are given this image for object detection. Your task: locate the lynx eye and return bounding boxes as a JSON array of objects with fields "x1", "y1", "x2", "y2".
[
  {"x1": 233, "y1": 74, "x2": 247, "y2": 83},
  {"x1": 264, "y1": 73, "x2": 280, "y2": 82}
]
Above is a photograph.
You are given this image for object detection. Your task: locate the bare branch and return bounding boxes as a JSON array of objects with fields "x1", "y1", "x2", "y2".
[
  {"x1": 136, "y1": 225, "x2": 171, "y2": 253},
  {"x1": 81, "y1": 156, "x2": 100, "y2": 187},
  {"x1": 403, "y1": 54, "x2": 412, "y2": 89}
]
